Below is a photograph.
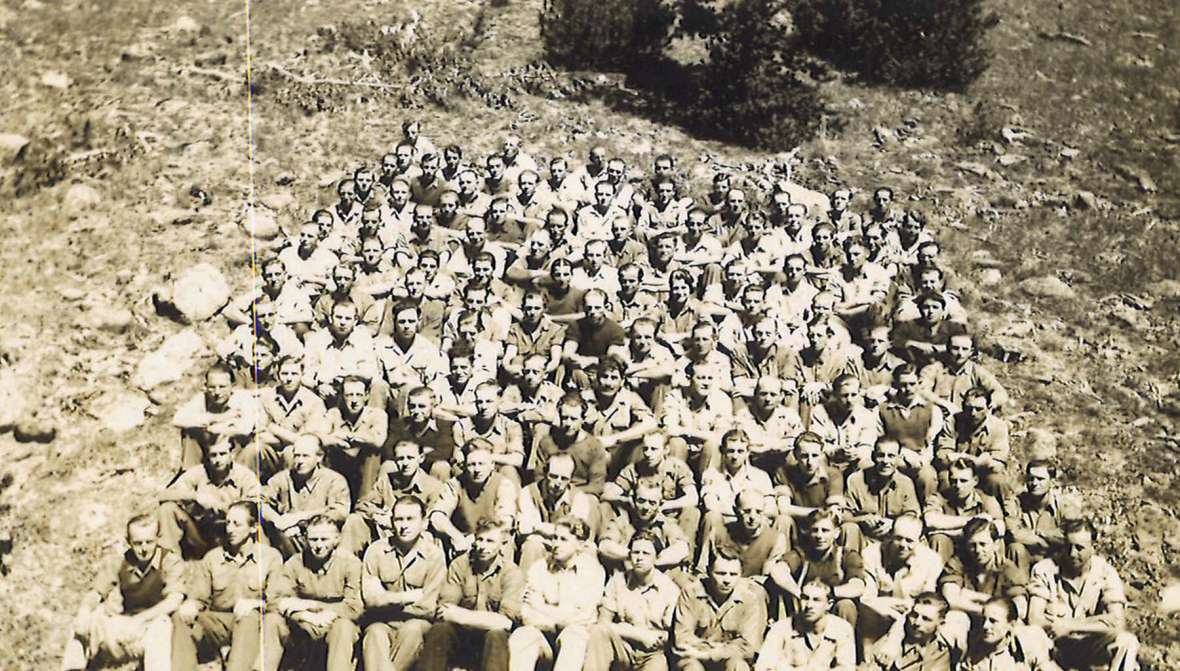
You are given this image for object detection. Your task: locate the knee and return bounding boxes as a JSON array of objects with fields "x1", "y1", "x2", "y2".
[
  {"x1": 676, "y1": 659, "x2": 706, "y2": 671},
  {"x1": 428, "y1": 460, "x2": 452, "y2": 481},
  {"x1": 363, "y1": 622, "x2": 392, "y2": 647},
  {"x1": 557, "y1": 625, "x2": 590, "y2": 646},
  {"x1": 401, "y1": 618, "x2": 431, "y2": 641},
  {"x1": 509, "y1": 625, "x2": 543, "y2": 650},
  {"x1": 724, "y1": 659, "x2": 751, "y2": 671},
  {"x1": 1113, "y1": 630, "x2": 1139, "y2": 654},
  {"x1": 328, "y1": 618, "x2": 359, "y2": 644},
  {"x1": 835, "y1": 599, "x2": 858, "y2": 628}
]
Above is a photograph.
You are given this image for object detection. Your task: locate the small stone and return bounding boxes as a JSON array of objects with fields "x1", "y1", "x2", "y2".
[
  {"x1": 165, "y1": 262, "x2": 231, "y2": 323},
  {"x1": 62, "y1": 183, "x2": 101, "y2": 212},
  {"x1": 872, "y1": 126, "x2": 896, "y2": 145},
  {"x1": 133, "y1": 329, "x2": 207, "y2": 390},
  {"x1": 83, "y1": 305, "x2": 135, "y2": 334},
  {"x1": 40, "y1": 70, "x2": 71, "y2": 89},
  {"x1": 997, "y1": 154, "x2": 1028, "y2": 167},
  {"x1": 260, "y1": 191, "x2": 296, "y2": 211},
  {"x1": 0, "y1": 133, "x2": 30, "y2": 162},
  {"x1": 275, "y1": 172, "x2": 295, "y2": 186},
  {"x1": 1060, "y1": 147, "x2": 1080, "y2": 159},
  {"x1": 1025, "y1": 428, "x2": 1059, "y2": 461},
  {"x1": 1074, "y1": 190, "x2": 1100, "y2": 210},
  {"x1": 147, "y1": 208, "x2": 203, "y2": 226},
  {"x1": 13, "y1": 416, "x2": 56, "y2": 443},
  {"x1": 58, "y1": 287, "x2": 86, "y2": 301},
  {"x1": 240, "y1": 207, "x2": 282, "y2": 240},
  {"x1": 1020, "y1": 275, "x2": 1077, "y2": 299},
  {"x1": 173, "y1": 15, "x2": 201, "y2": 33},
  {"x1": 1160, "y1": 582, "x2": 1180, "y2": 614},
  {"x1": 977, "y1": 268, "x2": 1003, "y2": 286},
  {"x1": 91, "y1": 390, "x2": 152, "y2": 433}
]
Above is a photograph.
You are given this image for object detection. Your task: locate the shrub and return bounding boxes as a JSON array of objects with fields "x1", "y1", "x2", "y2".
[
  {"x1": 791, "y1": 0, "x2": 998, "y2": 89},
  {"x1": 678, "y1": 0, "x2": 828, "y2": 150},
  {"x1": 540, "y1": 0, "x2": 676, "y2": 71}
]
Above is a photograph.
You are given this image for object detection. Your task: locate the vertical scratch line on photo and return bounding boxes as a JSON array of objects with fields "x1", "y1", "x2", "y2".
[{"x1": 242, "y1": 0, "x2": 269, "y2": 661}]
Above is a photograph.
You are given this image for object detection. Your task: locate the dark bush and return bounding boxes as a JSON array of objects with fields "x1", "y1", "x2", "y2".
[
  {"x1": 677, "y1": 0, "x2": 828, "y2": 150},
  {"x1": 540, "y1": 0, "x2": 676, "y2": 71},
  {"x1": 791, "y1": 0, "x2": 998, "y2": 89}
]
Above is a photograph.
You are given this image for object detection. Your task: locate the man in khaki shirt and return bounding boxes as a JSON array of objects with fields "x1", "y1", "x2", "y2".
[{"x1": 361, "y1": 496, "x2": 447, "y2": 671}]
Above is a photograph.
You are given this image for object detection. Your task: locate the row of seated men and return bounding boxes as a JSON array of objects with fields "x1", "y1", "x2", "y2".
[
  {"x1": 62, "y1": 123, "x2": 1138, "y2": 671},
  {"x1": 63, "y1": 436, "x2": 1138, "y2": 671}
]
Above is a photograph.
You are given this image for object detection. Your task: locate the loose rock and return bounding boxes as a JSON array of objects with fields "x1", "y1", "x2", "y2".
[
  {"x1": 260, "y1": 191, "x2": 296, "y2": 211},
  {"x1": 977, "y1": 268, "x2": 1003, "y2": 286},
  {"x1": 83, "y1": 305, "x2": 135, "y2": 334},
  {"x1": 133, "y1": 329, "x2": 206, "y2": 390},
  {"x1": 14, "y1": 415, "x2": 56, "y2": 443},
  {"x1": 1020, "y1": 275, "x2": 1077, "y2": 299},
  {"x1": 240, "y1": 207, "x2": 282, "y2": 239},
  {"x1": 0, "y1": 133, "x2": 30, "y2": 162},
  {"x1": 165, "y1": 262, "x2": 231, "y2": 323},
  {"x1": 91, "y1": 390, "x2": 152, "y2": 433},
  {"x1": 62, "y1": 183, "x2": 101, "y2": 212},
  {"x1": 40, "y1": 70, "x2": 71, "y2": 89}
]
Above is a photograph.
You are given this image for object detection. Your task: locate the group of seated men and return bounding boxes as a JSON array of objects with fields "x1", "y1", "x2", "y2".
[{"x1": 62, "y1": 120, "x2": 1141, "y2": 671}]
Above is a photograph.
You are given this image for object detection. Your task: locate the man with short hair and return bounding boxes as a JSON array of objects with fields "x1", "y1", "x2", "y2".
[
  {"x1": 430, "y1": 440, "x2": 517, "y2": 556},
  {"x1": 672, "y1": 545, "x2": 769, "y2": 671},
  {"x1": 962, "y1": 598, "x2": 1060, "y2": 670},
  {"x1": 361, "y1": 496, "x2": 447, "y2": 671},
  {"x1": 375, "y1": 300, "x2": 447, "y2": 397},
  {"x1": 755, "y1": 579, "x2": 855, "y2": 671},
  {"x1": 858, "y1": 514, "x2": 945, "y2": 658},
  {"x1": 171, "y1": 501, "x2": 284, "y2": 671},
  {"x1": 696, "y1": 489, "x2": 789, "y2": 587},
  {"x1": 938, "y1": 517, "x2": 1026, "y2": 618},
  {"x1": 342, "y1": 438, "x2": 446, "y2": 556},
  {"x1": 261, "y1": 435, "x2": 351, "y2": 557},
  {"x1": 453, "y1": 381, "x2": 526, "y2": 481},
  {"x1": 925, "y1": 460, "x2": 1007, "y2": 562},
  {"x1": 844, "y1": 438, "x2": 922, "y2": 543},
  {"x1": 661, "y1": 363, "x2": 734, "y2": 474},
  {"x1": 501, "y1": 290, "x2": 566, "y2": 380},
  {"x1": 1006, "y1": 459, "x2": 1070, "y2": 568},
  {"x1": 585, "y1": 531, "x2": 682, "y2": 671},
  {"x1": 173, "y1": 363, "x2": 259, "y2": 469},
  {"x1": 920, "y1": 334, "x2": 1009, "y2": 413},
  {"x1": 509, "y1": 516, "x2": 606, "y2": 671},
  {"x1": 563, "y1": 289, "x2": 627, "y2": 378},
  {"x1": 604, "y1": 432, "x2": 700, "y2": 554},
  {"x1": 878, "y1": 364, "x2": 943, "y2": 503},
  {"x1": 419, "y1": 519, "x2": 523, "y2": 671},
  {"x1": 224, "y1": 257, "x2": 315, "y2": 334},
  {"x1": 583, "y1": 355, "x2": 658, "y2": 476},
  {"x1": 61, "y1": 515, "x2": 184, "y2": 671},
  {"x1": 532, "y1": 391, "x2": 609, "y2": 496},
  {"x1": 598, "y1": 482, "x2": 692, "y2": 575},
  {"x1": 262, "y1": 516, "x2": 363, "y2": 671},
  {"x1": 734, "y1": 375, "x2": 804, "y2": 462},
  {"x1": 279, "y1": 222, "x2": 340, "y2": 296},
  {"x1": 303, "y1": 300, "x2": 380, "y2": 402},
  {"x1": 314, "y1": 262, "x2": 378, "y2": 330},
  {"x1": 385, "y1": 387, "x2": 456, "y2": 479},
  {"x1": 808, "y1": 374, "x2": 881, "y2": 474},
  {"x1": 934, "y1": 387, "x2": 1010, "y2": 498},
  {"x1": 866, "y1": 592, "x2": 965, "y2": 671},
  {"x1": 321, "y1": 375, "x2": 389, "y2": 503},
  {"x1": 700, "y1": 429, "x2": 773, "y2": 521},
  {"x1": 158, "y1": 439, "x2": 262, "y2": 557},
  {"x1": 517, "y1": 453, "x2": 596, "y2": 569},
  {"x1": 1029, "y1": 519, "x2": 1139, "y2": 671}
]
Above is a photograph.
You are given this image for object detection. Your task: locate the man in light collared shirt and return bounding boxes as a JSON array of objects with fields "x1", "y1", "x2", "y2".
[
  {"x1": 756, "y1": 579, "x2": 855, "y2": 671},
  {"x1": 672, "y1": 544, "x2": 769, "y2": 671},
  {"x1": 158, "y1": 439, "x2": 262, "y2": 557},
  {"x1": 261, "y1": 435, "x2": 351, "y2": 557},
  {"x1": 585, "y1": 531, "x2": 681, "y2": 671},
  {"x1": 509, "y1": 515, "x2": 606, "y2": 671}
]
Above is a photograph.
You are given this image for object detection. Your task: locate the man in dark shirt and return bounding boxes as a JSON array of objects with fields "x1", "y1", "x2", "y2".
[{"x1": 563, "y1": 289, "x2": 627, "y2": 388}]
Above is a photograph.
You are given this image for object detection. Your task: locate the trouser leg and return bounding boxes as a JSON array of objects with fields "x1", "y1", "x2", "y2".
[
  {"x1": 508, "y1": 625, "x2": 552, "y2": 671},
  {"x1": 418, "y1": 621, "x2": 458, "y2": 671},
  {"x1": 363, "y1": 622, "x2": 396, "y2": 671},
  {"x1": 260, "y1": 612, "x2": 290, "y2": 671},
  {"x1": 225, "y1": 611, "x2": 262, "y2": 671},
  {"x1": 553, "y1": 625, "x2": 590, "y2": 671},
  {"x1": 389, "y1": 618, "x2": 430, "y2": 671},
  {"x1": 324, "y1": 618, "x2": 360, "y2": 671},
  {"x1": 481, "y1": 628, "x2": 511, "y2": 671},
  {"x1": 140, "y1": 615, "x2": 173, "y2": 671}
]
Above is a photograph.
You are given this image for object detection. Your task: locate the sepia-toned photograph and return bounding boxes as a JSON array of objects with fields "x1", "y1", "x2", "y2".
[{"x1": 1, "y1": 0, "x2": 1178, "y2": 669}]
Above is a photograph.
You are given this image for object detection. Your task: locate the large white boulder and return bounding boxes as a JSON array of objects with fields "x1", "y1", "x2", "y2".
[{"x1": 169, "y1": 262, "x2": 231, "y2": 323}]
